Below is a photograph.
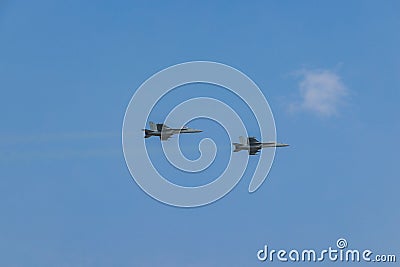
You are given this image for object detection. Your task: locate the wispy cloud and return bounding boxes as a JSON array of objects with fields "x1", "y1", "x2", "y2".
[{"x1": 289, "y1": 69, "x2": 348, "y2": 117}]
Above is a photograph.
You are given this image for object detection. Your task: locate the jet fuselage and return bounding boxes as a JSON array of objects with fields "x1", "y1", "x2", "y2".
[
  {"x1": 233, "y1": 137, "x2": 289, "y2": 155},
  {"x1": 143, "y1": 122, "x2": 202, "y2": 140}
]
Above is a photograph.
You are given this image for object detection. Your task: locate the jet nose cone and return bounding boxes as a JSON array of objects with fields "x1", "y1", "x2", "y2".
[
  {"x1": 185, "y1": 128, "x2": 202, "y2": 133},
  {"x1": 275, "y1": 143, "x2": 289, "y2": 147}
]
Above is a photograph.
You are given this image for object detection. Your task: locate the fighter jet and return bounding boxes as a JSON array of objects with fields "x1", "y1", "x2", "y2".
[
  {"x1": 233, "y1": 136, "x2": 289, "y2": 155},
  {"x1": 143, "y1": 121, "x2": 202, "y2": 141}
]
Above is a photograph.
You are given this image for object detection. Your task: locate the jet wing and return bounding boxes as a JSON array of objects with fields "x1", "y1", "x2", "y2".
[
  {"x1": 248, "y1": 137, "x2": 260, "y2": 145},
  {"x1": 249, "y1": 147, "x2": 261, "y2": 155},
  {"x1": 160, "y1": 132, "x2": 173, "y2": 141},
  {"x1": 157, "y1": 123, "x2": 172, "y2": 131}
]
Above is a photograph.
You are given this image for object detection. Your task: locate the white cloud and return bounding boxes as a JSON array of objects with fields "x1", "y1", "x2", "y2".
[{"x1": 290, "y1": 69, "x2": 348, "y2": 116}]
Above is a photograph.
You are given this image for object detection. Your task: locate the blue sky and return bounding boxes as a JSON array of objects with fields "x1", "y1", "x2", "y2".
[{"x1": 1, "y1": 1, "x2": 399, "y2": 266}]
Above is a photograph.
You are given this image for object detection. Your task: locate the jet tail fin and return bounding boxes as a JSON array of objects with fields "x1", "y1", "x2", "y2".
[
  {"x1": 149, "y1": 121, "x2": 157, "y2": 131},
  {"x1": 239, "y1": 136, "x2": 247, "y2": 145}
]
